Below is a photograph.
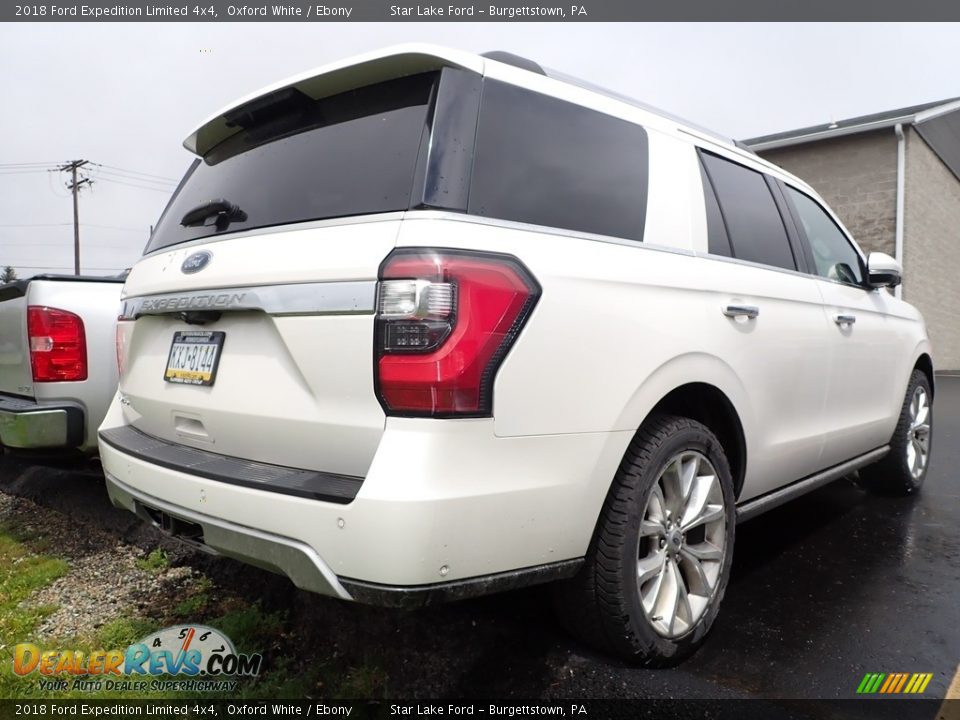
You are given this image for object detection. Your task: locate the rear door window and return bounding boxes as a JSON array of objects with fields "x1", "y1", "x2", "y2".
[
  {"x1": 699, "y1": 157, "x2": 732, "y2": 257},
  {"x1": 468, "y1": 80, "x2": 649, "y2": 241},
  {"x1": 700, "y1": 151, "x2": 797, "y2": 271},
  {"x1": 146, "y1": 73, "x2": 437, "y2": 253}
]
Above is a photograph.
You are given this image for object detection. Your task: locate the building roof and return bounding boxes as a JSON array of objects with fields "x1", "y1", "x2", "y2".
[{"x1": 744, "y1": 98, "x2": 960, "y2": 182}]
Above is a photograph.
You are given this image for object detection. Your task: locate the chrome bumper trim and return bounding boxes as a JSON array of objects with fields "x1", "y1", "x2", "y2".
[{"x1": 0, "y1": 396, "x2": 83, "y2": 449}]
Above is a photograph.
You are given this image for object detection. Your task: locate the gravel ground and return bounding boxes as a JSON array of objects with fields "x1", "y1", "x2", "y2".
[{"x1": 0, "y1": 492, "x2": 194, "y2": 641}]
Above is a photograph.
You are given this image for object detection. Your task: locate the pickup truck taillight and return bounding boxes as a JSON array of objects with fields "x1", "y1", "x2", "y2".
[
  {"x1": 27, "y1": 306, "x2": 88, "y2": 383},
  {"x1": 375, "y1": 249, "x2": 540, "y2": 417}
]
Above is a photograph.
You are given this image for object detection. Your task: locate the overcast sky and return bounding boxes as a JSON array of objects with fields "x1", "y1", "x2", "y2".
[{"x1": 1, "y1": 22, "x2": 958, "y2": 276}]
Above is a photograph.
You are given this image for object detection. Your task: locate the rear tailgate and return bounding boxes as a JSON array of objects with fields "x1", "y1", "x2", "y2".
[
  {"x1": 118, "y1": 221, "x2": 398, "y2": 479},
  {"x1": 0, "y1": 282, "x2": 32, "y2": 398},
  {"x1": 114, "y1": 48, "x2": 484, "y2": 479}
]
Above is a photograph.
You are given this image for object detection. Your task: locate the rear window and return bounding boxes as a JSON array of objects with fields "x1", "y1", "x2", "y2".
[
  {"x1": 146, "y1": 73, "x2": 437, "y2": 253},
  {"x1": 468, "y1": 80, "x2": 648, "y2": 241}
]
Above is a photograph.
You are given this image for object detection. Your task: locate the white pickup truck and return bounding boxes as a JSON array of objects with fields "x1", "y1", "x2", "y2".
[{"x1": 0, "y1": 274, "x2": 123, "y2": 456}]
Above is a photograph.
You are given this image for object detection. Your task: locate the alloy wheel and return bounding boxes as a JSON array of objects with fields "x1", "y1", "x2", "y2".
[
  {"x1": 906, "y1": 385, "x2": 931, "y2": 479},
  {"x1": 636, "y1": 451, "x2": 727, "y2": 638}
]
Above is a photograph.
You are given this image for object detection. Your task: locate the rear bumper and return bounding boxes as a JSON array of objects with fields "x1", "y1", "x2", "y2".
[
  {"x1": 99, "y1": 412, "x2": 632, "y2": 599},
  {"x1": 105, "y1": 470, "x2": 581, "y2": 606},
  {"x1": 0, "y1": 395, "x2": 83, "y2": 449},
  {"x1": 104, "y1": 471, "x2": 353, "y2": 599}
]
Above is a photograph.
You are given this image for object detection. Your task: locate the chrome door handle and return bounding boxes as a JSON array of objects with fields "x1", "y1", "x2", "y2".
[
  {"x1": 723, "y1": 305, "x2": 759, "y2": 319},
  {"x1": 834, "y1": 314, "x2": 857, "y2": 326}
]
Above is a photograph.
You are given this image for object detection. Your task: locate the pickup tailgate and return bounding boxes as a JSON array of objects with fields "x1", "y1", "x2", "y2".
[
  {"x1": 0, "y1": 285, "x2": 32, "y2": 398},
  {"x1": 117, "y1": 222, "x2": 397, "y2": 479}
]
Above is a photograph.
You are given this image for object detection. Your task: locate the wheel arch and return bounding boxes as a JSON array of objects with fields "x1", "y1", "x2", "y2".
[
  {"x1": 914, "y1": 352, "x2": 934, "y2": 399},
  {"x1": 613, "y1": 353, "x2": 753, "y2": 501},
  {"x1": 648, "y1": 383, "x2": 747, "y2": 499}
]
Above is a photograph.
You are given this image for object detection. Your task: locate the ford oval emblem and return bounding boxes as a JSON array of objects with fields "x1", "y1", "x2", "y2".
[{"x1": 181, "y1": 251, "x2": 212, "y2": 274}]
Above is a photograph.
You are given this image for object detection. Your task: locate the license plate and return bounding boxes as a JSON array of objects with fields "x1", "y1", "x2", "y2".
[{"x1": 164, "y1": 331, "x2": 225, "y2": 386}]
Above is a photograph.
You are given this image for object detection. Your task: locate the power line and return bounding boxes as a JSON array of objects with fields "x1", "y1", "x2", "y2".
[
  {"x1": 92, "y1": 163, "x2": 178, "y2": 183},
  {"x1": 47, "y1": 170, "x2": 71, "y2": 198},
  {"x1": 0, "y1": 169, "x2": 53, "y2": 175},
  {"x1": 89, "y1": 168, "x2": 176, "y2": 188},
  {"x1": 95, "y1": 176, "x2": 174, "y2": 194},
  {"x1": 0, "y1": 161, "x2": 64, "y2": 168}
]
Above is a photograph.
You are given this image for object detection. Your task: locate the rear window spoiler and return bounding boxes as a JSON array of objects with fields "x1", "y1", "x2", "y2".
[{"x1": 185, "y1": 44, "x2": 484, "y2": 157}]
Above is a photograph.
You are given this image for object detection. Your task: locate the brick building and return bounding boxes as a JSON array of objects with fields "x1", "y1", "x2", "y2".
[{"x1": 745, "y1": 99, "x2": 960, "y2": 371}]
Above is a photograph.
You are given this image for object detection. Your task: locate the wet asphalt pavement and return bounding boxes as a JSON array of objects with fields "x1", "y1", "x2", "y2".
[{"x1": 0, "y1": 378, "x2": 957, "y2": 706}]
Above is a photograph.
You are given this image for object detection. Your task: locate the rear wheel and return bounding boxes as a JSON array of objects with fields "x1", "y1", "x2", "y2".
[
  {"x1": 555, "y1": 414, "x2": 735, "y2": 665},
  {"x1": 859, "y1": 369, "x2": 932, "y2": 496}
]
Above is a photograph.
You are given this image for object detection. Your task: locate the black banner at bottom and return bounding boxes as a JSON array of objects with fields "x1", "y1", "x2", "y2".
[{"x1": 0, "y1": 699, "x2": 952, "y2": 720}]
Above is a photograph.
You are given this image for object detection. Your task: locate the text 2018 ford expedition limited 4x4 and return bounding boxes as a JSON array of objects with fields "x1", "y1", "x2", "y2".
[{"x1": 99, "y1": 45, "x2": 934, "y2": 665}]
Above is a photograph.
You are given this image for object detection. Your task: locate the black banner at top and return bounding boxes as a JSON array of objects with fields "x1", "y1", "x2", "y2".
[{"x1": 5, "y1": 0, "x2": 960, "y2": 21}]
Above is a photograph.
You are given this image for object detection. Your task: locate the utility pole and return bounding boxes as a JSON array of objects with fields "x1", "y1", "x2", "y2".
[{"x1": 58, "y1": 160, "x2": 92, "y2": 275}]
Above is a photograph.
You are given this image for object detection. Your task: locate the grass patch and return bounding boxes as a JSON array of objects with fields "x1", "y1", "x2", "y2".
[
  {"x1": 212, "y1": 602, "x2": 285, "y2": 654},
  {"x1": 135, "y1": 549, "x2": 169, "y2": 573},
  {"x1": 173, "y1": 577, "x2": 214, "y2": 618},
  {"x1": 0, "y1": 522, "x2": 70, "y2": 698},
  {"x1": 0, "y1": 519, "x2": 388, "y2": 701},
  {"x1": 96, "y1": 617, "x2": 161, "y2": 649}
]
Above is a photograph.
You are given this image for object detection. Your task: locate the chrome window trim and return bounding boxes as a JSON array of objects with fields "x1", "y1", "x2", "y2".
[
  {"x1": 140, "y1": 209, "x2": 697, "y2": 264},
  {"x1": 122, "y1": 280, "x2": 377, "y2": 319},
  {"x1": 695, "y1": 249, "x2": 878, "y2": 293},
  {"x1": 694, "y1": 250, "x2": 820, "y2": 282},
  {"x1": 402, "y1": 210, "x2": 696, "y2": 257}
]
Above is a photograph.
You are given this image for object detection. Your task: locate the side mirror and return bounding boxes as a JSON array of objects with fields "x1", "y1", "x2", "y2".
[{"x1": 867, "y1": 252, "x2": 902, "y2": 289}]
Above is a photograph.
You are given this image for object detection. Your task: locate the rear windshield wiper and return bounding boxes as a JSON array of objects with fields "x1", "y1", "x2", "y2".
[{"x1": 180, "y1": 199, "x2": 248, "y2": 230}]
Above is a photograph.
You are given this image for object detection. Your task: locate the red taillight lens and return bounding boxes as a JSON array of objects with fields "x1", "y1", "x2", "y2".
[
  {"x1": 27, "y1": 306, "x2": 87, "y2": 382},
  {"x1": 376, "y1": 249, "x2": 540, "y2": 417}
]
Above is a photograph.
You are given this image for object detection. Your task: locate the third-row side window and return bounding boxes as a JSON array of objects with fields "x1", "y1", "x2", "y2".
[
  {"x1": 700, "y1": 151, "x2": 797, "y2": 272},
  {"x1": 468, "y1": 80, "x2": 649, "y2": 241}
]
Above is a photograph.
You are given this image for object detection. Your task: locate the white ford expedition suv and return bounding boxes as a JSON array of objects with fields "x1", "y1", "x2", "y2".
[{"x1": 100, "y1": 45, "x2": 934, "y2": 665}]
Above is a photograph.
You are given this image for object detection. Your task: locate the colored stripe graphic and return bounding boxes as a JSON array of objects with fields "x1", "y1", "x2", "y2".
[
  {"x1": 857, "y1": 672, "x2": 932, "y2": 694},
  {"x1": 893, "y1": 673, "x2": 909, "y2": 693}
]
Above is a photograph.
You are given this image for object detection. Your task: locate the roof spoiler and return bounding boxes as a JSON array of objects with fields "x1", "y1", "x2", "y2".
[{"x1": 184, "y1": 45, "x2": 484, "y2": 157}]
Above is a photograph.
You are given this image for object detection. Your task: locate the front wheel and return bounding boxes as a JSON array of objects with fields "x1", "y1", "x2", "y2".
[
  {"x1": 554, "y1": 414, "x2": 736, "y2": 665},
  {"x1": 859, "y1": 369, "x2": 933, "y2": 496}
]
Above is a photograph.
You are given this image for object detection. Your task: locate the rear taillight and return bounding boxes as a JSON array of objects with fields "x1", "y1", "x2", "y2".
[
  {"x1": 27, "y1": 306, "x2": 87, "y2": 383},
  {"x1": 375, "y1": 249, "x2": 540, "y2": 417}
]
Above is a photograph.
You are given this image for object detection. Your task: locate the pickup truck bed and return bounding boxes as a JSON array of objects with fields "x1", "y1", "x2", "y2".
[{"x1": 0, "y1": 274, "x2": 124, "y2": 455}]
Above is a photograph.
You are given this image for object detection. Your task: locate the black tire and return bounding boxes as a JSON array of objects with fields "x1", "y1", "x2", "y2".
[
  {"x1": 554, "y1": 414, "x2": 736, "y2": 665},
  {"x1": 859, "y1": 370, "x2": 933, "y2": 496}
]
